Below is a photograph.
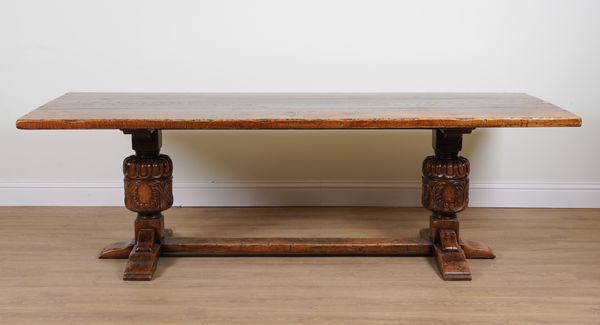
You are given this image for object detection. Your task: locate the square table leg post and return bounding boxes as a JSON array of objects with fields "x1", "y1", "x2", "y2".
[
  {"x1": 421, "y1": 128, "x2": 481, "y2": 281},
  {"x1": 120, "y1": 129, "x2": 173, "y2": 280}
]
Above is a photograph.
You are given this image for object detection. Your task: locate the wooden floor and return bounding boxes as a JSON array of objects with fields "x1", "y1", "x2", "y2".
[{"x1": 0, "y1": 207, "x2": 599, "y2": 324}]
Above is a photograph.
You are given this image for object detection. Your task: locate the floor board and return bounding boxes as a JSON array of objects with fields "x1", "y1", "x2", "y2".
[{"x1": 0, "y1": 207, "x2": 599, "y2": 324}]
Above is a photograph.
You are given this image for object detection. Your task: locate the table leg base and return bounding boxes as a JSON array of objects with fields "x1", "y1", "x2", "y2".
[
  {"x1": 98, "y1": 240, "x2": 134, "y2": 259},
  {"x1": 99, "y1": 228, "x2": 174, "y2": 259},
  {"x1": 434, "y1": 244, "x2": 472, "y2": 281},
  {"x1": 461, "y1": 239, "x2": 496, "y2": 259},
  {"x1": 122, "y1": 229, "x2": 161, "y2": 281},
  {"x1": 418, "y1": 228, "x2": 495, "y2": 259},
  {"x1": 99, "y1": 229, "x2": 494, "y2": 281}
]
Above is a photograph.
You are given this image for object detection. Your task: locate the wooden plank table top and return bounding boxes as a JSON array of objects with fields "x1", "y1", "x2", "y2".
[{"x1": 16, "y1": 92, "x2": 581, "y2": 130}]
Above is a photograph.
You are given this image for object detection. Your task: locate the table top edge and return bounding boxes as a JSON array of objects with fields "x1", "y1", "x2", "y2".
[{"x1": 16, "y1": 116, "x2": 583, "y2": 130}]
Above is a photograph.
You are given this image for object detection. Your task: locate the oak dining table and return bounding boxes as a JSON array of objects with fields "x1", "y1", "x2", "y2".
[{"x1": 16, "y1": 92, "x2": 582, "y2": 281}]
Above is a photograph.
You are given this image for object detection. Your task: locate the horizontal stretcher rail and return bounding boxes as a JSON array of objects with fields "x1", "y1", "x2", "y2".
[{"x1": 160, "y1": 237, "x2": 434, "y2": 256}]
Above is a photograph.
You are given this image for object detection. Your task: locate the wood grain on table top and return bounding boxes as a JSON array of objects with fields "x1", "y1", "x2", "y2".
[{"x1": 16, "y1": 92, "x2": 582, "y2": 129}]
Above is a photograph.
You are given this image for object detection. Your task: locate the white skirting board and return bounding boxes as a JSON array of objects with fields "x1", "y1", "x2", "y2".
[{"x1": 0, "y1": 181, "x2": 598, "y2": 208}]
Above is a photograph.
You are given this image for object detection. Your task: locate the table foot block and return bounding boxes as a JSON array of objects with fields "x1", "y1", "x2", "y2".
[
  {"x1": 99, "y1": 240, "x2": 134, "y2": 259},
  {"x1": 434, "y1": 245, "x2": 472, "y2": 281},
  {"x1": 123, "y1": 245, "x2": 160, "y2": 281},
  {"x1": 123, "y1": 229, "x2": 161, "y2": 281},
  {"x1": 99, "y1": 228, "x2": 174, "y2": 259},
  {"x1": 418, "y1": 228, "x2": 495, "y2": 260},
  {"x1": 460, "y1": 239, "x2": 496, "y2": 259}
]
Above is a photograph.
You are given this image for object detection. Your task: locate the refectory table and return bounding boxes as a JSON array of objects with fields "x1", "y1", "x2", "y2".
[{"x1": 17, "y1": 92, "x2": 581, "y2": 281}]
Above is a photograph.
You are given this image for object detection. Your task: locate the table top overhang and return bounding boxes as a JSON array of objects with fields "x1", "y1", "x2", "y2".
[{"x1": 16, "y1": 92, "x2": 582, "y2": 130}]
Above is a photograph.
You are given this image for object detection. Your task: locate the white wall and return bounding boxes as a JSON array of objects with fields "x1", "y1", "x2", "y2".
[{"x1": 1, "y1": 0, "x2": 599, "y2": 207}]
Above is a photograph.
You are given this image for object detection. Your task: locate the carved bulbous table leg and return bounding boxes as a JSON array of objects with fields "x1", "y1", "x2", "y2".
[
  {"x1": 420, "y1": 129, "x2": 495, "y2": 280},
  {"x1": 99, "y1": 130, "x2": 173, "y2": 280}
]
